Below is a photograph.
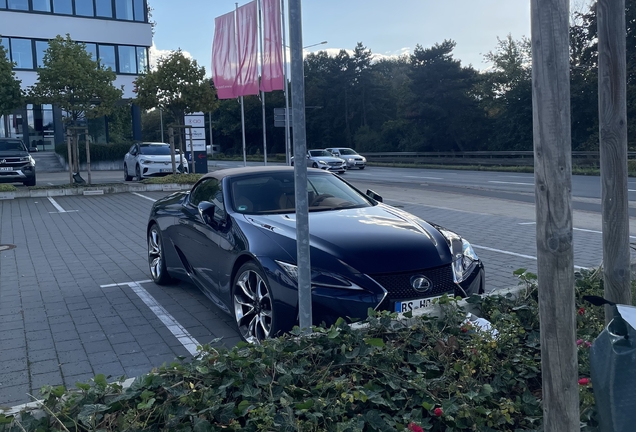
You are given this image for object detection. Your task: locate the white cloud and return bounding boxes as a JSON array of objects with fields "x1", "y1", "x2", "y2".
[{"x1": 148, "y1": 43, "x2": 193, "y2": 70}]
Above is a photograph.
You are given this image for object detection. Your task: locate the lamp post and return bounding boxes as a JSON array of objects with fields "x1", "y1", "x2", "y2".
[{"x1": 302, "y1": 40, "x2": 327, "y2": 49}]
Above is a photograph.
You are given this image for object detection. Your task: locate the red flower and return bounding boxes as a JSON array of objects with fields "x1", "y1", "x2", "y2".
[
  {"x1": 434, "y1": 407, "x2": 443, "y2": 417},
  {"x1": 578, "y1": 378, "x2": 590, "y2": 386},
  {"x1": 460, "y1": 326, "x2": 469, "y2": 333},
  {"x1": 408, "y1": 422, "x2": 424, "y2": 432},
  {"x1": 578, "y1": 307, "x2": 585, "y2": 315}
]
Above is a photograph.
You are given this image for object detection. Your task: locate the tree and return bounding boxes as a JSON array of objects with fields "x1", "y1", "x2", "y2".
[
  {"x1": 30, "y1": 34, "x2": 123, "y2": 176},
  {"x1": 134, "y1": 50, "x2": 217, "y2": 154},
  {"x1": 0, "y1": 38, "x2": 24, "y2": 137}
]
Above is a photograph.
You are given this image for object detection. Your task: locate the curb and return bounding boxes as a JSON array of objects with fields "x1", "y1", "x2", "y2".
[{"x1": 0, "y1": 183, "x2": 193, "y2": 200}]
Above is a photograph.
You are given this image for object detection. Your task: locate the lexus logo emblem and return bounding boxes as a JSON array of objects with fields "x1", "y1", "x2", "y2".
[{"x1": 410, "y1": 275, "x2": 432, "y2": 292}]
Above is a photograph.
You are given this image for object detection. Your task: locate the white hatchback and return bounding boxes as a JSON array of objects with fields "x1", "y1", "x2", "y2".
[{"x1": 124, "y1": 142, "x2": 189, "y2": 181}]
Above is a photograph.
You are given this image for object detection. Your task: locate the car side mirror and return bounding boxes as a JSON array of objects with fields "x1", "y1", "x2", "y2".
[
  {"x1": 307, "y1": 155, "x2": 311, "y2": 159},
  {"x1": 29, "y1": 147, "x2": 38, "y2": 152},
  {"x1": 366, "y1": 189, "x2": 383, "y2": 203},
  {"x1": 198, "y1": 201, "x2": 226, "y2": 227}
]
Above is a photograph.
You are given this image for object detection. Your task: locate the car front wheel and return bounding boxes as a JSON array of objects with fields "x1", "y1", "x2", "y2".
[
  {"x1": 148, "y1": 224, "x2": 173, "y2": 285},
  {"x1": 124, "y1": 163, "x2": 133, "y2": 181},
  {"x1": 233, "y1": 262, "x2": 281, "y2": 344},
  {"x1": 136, "y1": 164, "x2": 142, "y2": 180}
]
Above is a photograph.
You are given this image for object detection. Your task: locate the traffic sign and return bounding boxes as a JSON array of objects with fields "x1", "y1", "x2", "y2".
[{"x1": 274, "y1": 108, "x2": 292, "y2": 127}]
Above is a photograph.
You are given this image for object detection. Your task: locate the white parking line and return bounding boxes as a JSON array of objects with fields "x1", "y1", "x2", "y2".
[
  {"x1": 47, "y1": 196, "x2": 78, "y2": 213},
  {"x1": 518, "y1": 222, "x2": 536, "y2": 225},
  {"x1": 132, "y1": 192, "x2": 157, "y2": 202},
  {"x1": 517, "y1": 222, "x2": 636, "y2": 239},
  {"x1": 405, "y1": 175, "x2": 443, "y2": 180},
  {"x1": 101, "y1": 280, "x2": 200, "y2": 356},
  {"x1": 473, "y1": 244, "x2": 588, "y2": 270},
  {"x1": 488, "y1": 181, "x2": 534, "y2": 186}
]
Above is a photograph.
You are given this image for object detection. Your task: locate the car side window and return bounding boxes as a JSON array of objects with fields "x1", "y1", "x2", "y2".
[{"x1": 190, "y1": 178, "x2": 223, "y2": 211}]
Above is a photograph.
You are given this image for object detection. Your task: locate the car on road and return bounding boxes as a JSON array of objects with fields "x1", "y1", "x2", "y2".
[
  {"x1": 124, "y1": 142, "x2": 188, "y2": 181},
  {"x1": 325, "y1": 147, "x2": 367, "y2": 169},
  {"x1": 146, "y1": 167, "x2": 484, "y2": 343},
  {"x1": 0, "y1": 138, "x2": 37, "y2": 186},
  {"x1": 290, "y1": 149, "x2": 346, "y2": 173}
]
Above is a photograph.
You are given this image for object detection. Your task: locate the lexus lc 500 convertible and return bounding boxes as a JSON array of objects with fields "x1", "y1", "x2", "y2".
[{"x1": 147, "y1": 166, "x2": 485, "y2": 343}]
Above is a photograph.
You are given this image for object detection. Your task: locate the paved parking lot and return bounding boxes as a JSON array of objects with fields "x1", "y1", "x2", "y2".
[{"x1": 0, "y1": 177, "x2": 628, "y2": 406}]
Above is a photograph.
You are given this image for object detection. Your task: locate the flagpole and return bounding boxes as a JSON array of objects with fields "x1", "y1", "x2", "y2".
[
  {"x1": 258, "y1": 0, "x2": 268, "y2": 165},
  {"x1": 281, "y1": 0, "x2": 291, "y2": 165},
  {"x1": 236, "y1": 2, "x2": 247, "y2": 166}
]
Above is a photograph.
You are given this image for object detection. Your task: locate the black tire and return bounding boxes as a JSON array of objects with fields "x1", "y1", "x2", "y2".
[
  {"x1": 148, "y1": 224, "x2": 174, "y2": 285},
  {"x1": 124, "y1": 164, "x2": 133, "y2": 181},
  {"x1": 136, "y1": 164, "x2": 142, "y2": 181},
  {"x1": 232, "y1": 261, "x2": 283, "y2": 343},
  {"x1": 359, "y1": 166, "x2": 365, "y2": 170},
  {"x1": 290, "y1": 161, "x2": 294, "y2": 166},
  {"x1": 23, "y1": 177, "x2": 36, "y2": 187},
  {"x1": 312, "y1": 162, "x2": 318, "y2": 168}
]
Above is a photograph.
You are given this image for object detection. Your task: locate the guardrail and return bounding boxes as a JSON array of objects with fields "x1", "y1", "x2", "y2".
[{"x1": 362, "y1": 151, "x2": 636, "y2": 167}]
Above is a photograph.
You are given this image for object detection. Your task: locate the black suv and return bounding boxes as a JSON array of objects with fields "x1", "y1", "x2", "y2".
[{"x1": 0, "y1": 138, "x2": 36, "y2": 186}]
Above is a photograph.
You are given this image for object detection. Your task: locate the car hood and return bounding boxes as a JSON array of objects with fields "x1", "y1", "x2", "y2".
[
  {"x1": 138, "y1": 154, "x2": 185, "y2": 162},
  {"x1": 0, "y1": 150, "x2": 28, "y2": 157},
  {"x1": 242, "y1": 204, "x2": 452, "y2": 274},
  {"x1": 310, "y1": 156, "x2": 344, "y2": 163}
]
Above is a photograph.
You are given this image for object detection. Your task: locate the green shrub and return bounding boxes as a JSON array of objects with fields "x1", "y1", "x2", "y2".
[
  {"x1": 141, "y1": 173, "x2": 203, "y2": 184},
  {"x1": 0, "y1": 184, "x2": 17, "y2": 192},
  {"x1": 55, "y1": 142, "x2": 132, "y2": 164}
]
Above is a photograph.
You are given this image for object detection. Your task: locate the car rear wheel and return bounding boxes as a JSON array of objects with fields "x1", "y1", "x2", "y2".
[
  {"x1": 359, "y1": 166, "x2": 365, "y2": 170},
  {"x1": 124, "y1": 163, "x2": 133, "y2": 181},
  {"x1": 233, "y1": 262, "x2": 280, "y2": 344},
  {"x1": 312, "y1": 162, "x2": 318, "y2": 168},
  {"x1": 148, "y1": 224, "x2": 173, "y2": 285}
]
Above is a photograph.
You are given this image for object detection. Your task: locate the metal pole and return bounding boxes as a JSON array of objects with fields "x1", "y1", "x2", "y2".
[
  {"x1": 168, "y1": 127, "x2": 176, "y2": 174},
  {"x1": 66, "y1": 132, "x2": 72, "y2": 185},
  {"x1": 289, "y1": 0, "x2": 311, "y2": 332},
  {"x1": 85, "y1": 128, "x2": 91, "y2": 185},
  {"x1": 240, "y1": 96, "x2": 247, "y2": 166},
  {"x1": 531, "y1": 0, "x2": 579, "y2": 429},
  {"x1": 208, "y1": 112, "x2": 213, "y2": 154},
  {"x1": 160, "y1": 108, "x2": 164, "y2": 143},
  {"x1": 281, "y1": 0, "x2": 291, "y2": 165},
  {"x1": 258, "y1": 0, "x2": 268, "y2": 165},
  {"x1": 188, "y1": 125, "x2": 196, "y2": 174}
]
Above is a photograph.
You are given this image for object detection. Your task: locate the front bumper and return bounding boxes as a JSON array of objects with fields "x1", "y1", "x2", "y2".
[
  {"x1": 343, "y1": 159, "x2": 366, "y2": 169},
  {"x1": 140, "y1": 163, "x2": 188, "y2": 178},
  {"x1": 0, "y1": 166, "x2": 36, "y2": 183},
  {"x1": 317, "y1": 162, "x2": 346, "y2": 173}
]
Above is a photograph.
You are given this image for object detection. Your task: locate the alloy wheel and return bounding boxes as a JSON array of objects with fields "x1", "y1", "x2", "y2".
[
  {"x1": 148, "y1": 227, "x2": 163, "y2": 281},
  {"x1": 233, "y1": 268, "x2": 273, "y2": 343}
]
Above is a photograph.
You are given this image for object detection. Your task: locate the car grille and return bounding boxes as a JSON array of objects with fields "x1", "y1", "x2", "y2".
[
  {"x1": 0, "y1": 157, "x2": 23, "y2": 167},
  {"x1": 328, "y1": 161, "x2": 343, "y2": 166},
  {"x1": 369, "y1": 265, "x2": 456, "y2": 301}
]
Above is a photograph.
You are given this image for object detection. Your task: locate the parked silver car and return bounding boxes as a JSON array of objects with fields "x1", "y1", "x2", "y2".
[
  {"x1": 325, "y1": 147, "x2": 367, "y2": 169},
  {"x1": 291, "y1": 149, "x2": 346, "y2": 173}
]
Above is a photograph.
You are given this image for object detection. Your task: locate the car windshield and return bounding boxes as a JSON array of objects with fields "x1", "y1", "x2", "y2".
[
  {"x1": 0, "y1": 140, "x2": 27, "y2": 152},
  {"x1": 338, "y1": 148, "x2": 358, "y2": 155},
  {"x1": 139, "y1": 145, "x2": 171, "y2": 155},
  {"x1": 309, "y1": 150, "x2": 332, "y2": 157},
  {"x1": 230, "y1": 171, "x2": 373, "y2": 214}
]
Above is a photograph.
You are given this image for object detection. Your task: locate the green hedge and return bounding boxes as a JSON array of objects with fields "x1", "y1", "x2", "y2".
[
  {"x1": 0, "y1": 270, "x2": 621, "y2": 431},
  {"x1": 55, "y1": 142, "x2": 132, "y2": 164}
]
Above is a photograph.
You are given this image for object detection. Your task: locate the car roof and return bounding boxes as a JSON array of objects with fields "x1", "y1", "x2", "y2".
[
  {"x1": 139, "y1": 142, "x2": 168, "y2": 146},
  {"x1": 202, "y1": 166, "x2": 331, "y2": 181}
]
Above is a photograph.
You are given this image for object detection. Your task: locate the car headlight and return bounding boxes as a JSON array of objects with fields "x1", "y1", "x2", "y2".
[
  {"x1": 318, "y1": 160, "x2": 327, "y2": 165},
  {"x1": 438, "y1": 228, "x2": 479, "y2": 283},
  {"x1": 361, "y1": 157, "x2": 367, "y2": 162},
  {"x1": 275, "y1": 261, "x2": 364, "y2": 290}
]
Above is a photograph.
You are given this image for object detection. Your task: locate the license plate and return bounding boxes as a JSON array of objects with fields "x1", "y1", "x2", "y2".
[
  {"x1": 0, "y1": 167, "x2": 12, "y2": 171},
  {"x1": 395, "y1": 295, "x2": 442, "y2": 313},
  {"x1": 159, "y1": 169, "x2": 171, "y2": 173}
]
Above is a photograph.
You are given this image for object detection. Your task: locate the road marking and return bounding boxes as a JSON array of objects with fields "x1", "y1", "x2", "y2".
[
  {"x1": 47, "y1": 182, "x2": 54, "y2": 185},
  {"x1": 488, "y1": 181, "x2": 534, "y2": 186},
  {"x1": 386, "y1": 200, "x2": 491, "y2": 216},
  {"x1": 132, "y1": 192, "x2": 157, "y2": 202},
  {"x1": 101, "y1": 280, "x2": 200, "y2": 356},
  {"x1": 47, "y1": 196, "x2": 77, "y2": 213},
  {"x1": 517, "y1": 223, "x2": 636, "y2": 239},
  {"x1": 473, "y1": 244, "x2": 588, "y2": 270},
  {"x1": 629, "y1": 189, "x2": 636, "y2": 192},
  {"x1": 405, "y1": 175, "x2": 443, "y2": 180}
]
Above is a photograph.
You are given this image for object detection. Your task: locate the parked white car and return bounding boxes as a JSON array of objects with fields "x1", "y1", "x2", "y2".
[
  {"x1": 325, "y1": 147, "x2": 367, "y2": 169},
  {"x1": 290, "y1": 149, "x2": 346, "y2": 173},
  {"x1": 124, "y1": 142, "x2": 188, "y2": 181}
]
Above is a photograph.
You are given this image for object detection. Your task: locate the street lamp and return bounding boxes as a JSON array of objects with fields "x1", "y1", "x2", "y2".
[{"x1": 303, "y1": 40, "x2": 327, "y2": 49}]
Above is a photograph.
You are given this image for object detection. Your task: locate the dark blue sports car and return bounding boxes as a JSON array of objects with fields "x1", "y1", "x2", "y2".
[{"x1": 147, "y1": 167, "x2": 485, "y2": 343}]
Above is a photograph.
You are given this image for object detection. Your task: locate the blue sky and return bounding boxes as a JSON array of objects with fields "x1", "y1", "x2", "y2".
[{"x1": 149, "y1": 0, "x2": 588, "y2": 72}]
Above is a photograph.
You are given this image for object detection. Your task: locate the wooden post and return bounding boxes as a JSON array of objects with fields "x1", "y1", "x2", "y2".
[
  {"x1": 531, "y1": 0, "x2": 579, "y2": 430},
  {"x1": 66, "y1": 132, "x2": 72, "y2": 185},
  {"x1": 168, "y1": 127, "x2": 176, "y2": 174},
  {"x1": 598, "y1": 0, "x2": 631, "y2": 322},
  {"x1": 85, "y1": 128, "x2": 91, "y2": 186}
]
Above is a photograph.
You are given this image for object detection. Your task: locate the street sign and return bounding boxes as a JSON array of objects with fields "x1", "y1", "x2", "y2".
[{"x1": 274, "y1": 107, "x2": 292, "y2": 127}]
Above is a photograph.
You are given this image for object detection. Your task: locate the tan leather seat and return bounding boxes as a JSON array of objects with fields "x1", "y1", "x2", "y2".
[{"x1": 279, "y1": 193, "x2": 295, "y2": 210}]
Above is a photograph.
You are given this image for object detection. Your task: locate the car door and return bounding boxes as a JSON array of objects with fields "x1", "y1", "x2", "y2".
[
  {"x1": 176, "y1": 178, "x2": 227, "y2": 297},
  {"x1": 125, "y1": 144, "x2": 137, "y2": 176},
  {"x1": 305, "y1": 151, "x2": 314, "y2": 167}
]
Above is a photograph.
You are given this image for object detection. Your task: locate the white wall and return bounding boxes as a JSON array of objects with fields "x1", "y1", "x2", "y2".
[
  {"x1": 0, "y1": 10, "x2": 152, "y2": 46},
  {"x1": 15, "y1": 71, "x2": 139, "y2": 98}
]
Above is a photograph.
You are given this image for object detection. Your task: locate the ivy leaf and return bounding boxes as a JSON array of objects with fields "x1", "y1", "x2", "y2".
[
  {"x1": 295, "y1": 399, "x2": 314, "y2": 410},
  {"x1": 77, "y1": 404, "x2": 109, "y2": 427},
  {"x1": 365, "y1": 337, "x2": 385, "y2": 348}
]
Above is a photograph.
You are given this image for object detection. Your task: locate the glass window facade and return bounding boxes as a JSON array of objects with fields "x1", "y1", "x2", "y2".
[
  {"x1": 10, "y1": 38, "x2": 33, "y2": 69},
  {"x1": 95, "y1": 0, "x2": 113, "y2": 17},
  {"x1": 0, "y1": 38, "x2": 9, "y2": 60},
  {"x1": 84, "y1": 42, "x2": 97, "y2": 61},
  {"x1": 75, "y1": 0, "x2": 94, "y2": 16},
  {"x1": 118, "y1": 45, "x2": 136, "y2": 73},
  {"x1": 98, "y1": 44, "x2": 115, "y2": 71},
  {"x1": 3, "y1": 0, "x2": 145, "y2": 22},
  {"x1": 136, "y1": 46, "x2": 147, "y2": 73},
  {"x1": 32, "y1": 0, "x2": 51, "y2": 12},
  {"x1": 7, "y1": 0, "x2": 28, "y2": 10},
  {"x1": 35, "y1": 40, "x2": 49, "y2": 67},
  {"x1": 52, "y1": 0, "x2": 72, "y2": 14}
]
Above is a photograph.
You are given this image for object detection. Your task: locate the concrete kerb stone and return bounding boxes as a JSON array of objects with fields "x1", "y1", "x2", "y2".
[
  {"x1": 0, "y1": 285, "x2": 527, "y2": 420},
  {"x1": 0, "y1": 183, "x2": 192, "y2": 200}
]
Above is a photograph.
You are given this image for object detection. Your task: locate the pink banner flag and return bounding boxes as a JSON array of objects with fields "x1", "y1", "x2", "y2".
[
  {"x1": 211, "y1": 11, "x2": 238, "y2": 100},
  {"x1": 235, "y1": 1, "x2": 259, "y2": 96},
  {"x1": 260, "y1": 0, "x2": 284, "y2": 92}
]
